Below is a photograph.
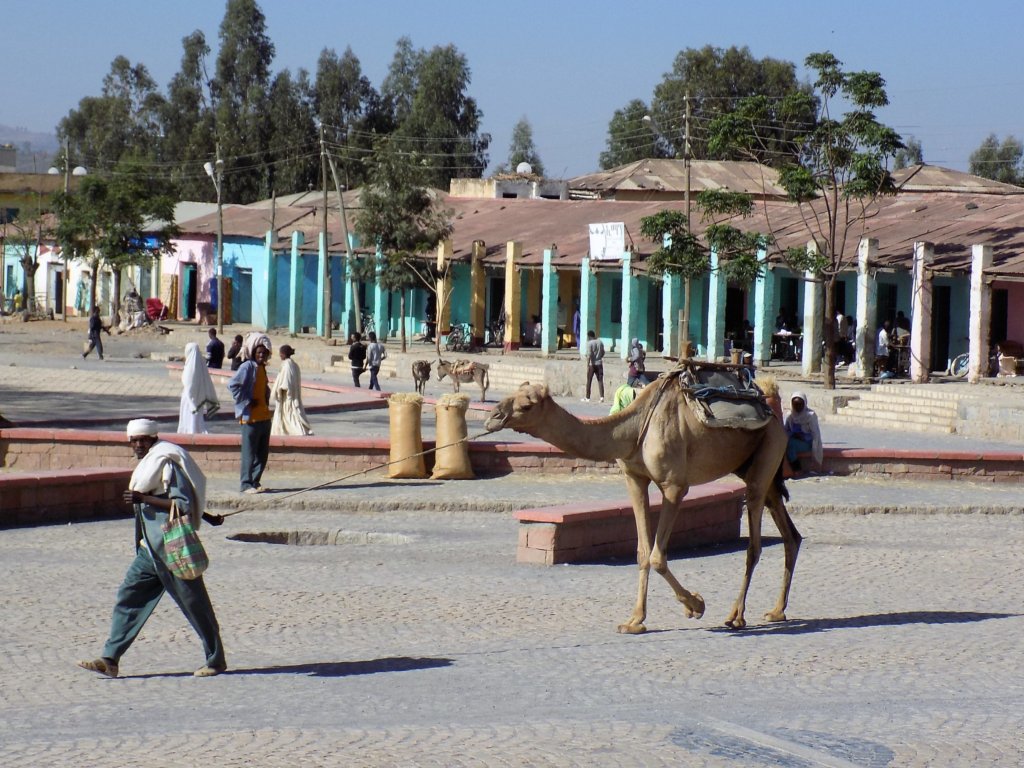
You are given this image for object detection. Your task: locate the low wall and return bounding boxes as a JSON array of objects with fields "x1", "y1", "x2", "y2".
[
  {"x1": 0, "y1": 468, "x2": 132, "y2": 527},
  {"x1": 3, "y1": 429, "x2": 1024, "y2": 483},
  {"x1": 515, "y1": 481, "x2": 745, "y2": 565}
]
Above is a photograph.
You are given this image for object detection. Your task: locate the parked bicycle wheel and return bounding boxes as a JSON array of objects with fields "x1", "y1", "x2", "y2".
[{"x1": 949, "y1": 353, "x2": 969, "y2": 378}]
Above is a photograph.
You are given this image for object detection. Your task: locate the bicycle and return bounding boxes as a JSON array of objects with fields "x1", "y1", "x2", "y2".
[
  {"x1": 445, "y1": 322, "x2": 475, "y2": 353},
  {"x1": 948, "y1": 353, "x2": 969, "y2": 378}
]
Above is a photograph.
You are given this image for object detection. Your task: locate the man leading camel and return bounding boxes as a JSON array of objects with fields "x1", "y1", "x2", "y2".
[{"x1": 77, "y1": 419, "x2": 226, "y2": 678}]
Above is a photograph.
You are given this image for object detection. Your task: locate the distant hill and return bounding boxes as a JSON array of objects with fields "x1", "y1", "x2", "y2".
[{"x1": 0, "y1": 124, "x2": 60, "y2": 172}]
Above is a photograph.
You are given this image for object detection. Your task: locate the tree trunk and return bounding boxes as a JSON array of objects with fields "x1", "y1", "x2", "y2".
[
  {"x1": 822, "y1": 276, "x2": 836, "y2": 389},
  {"x1": 111, "y1": 269, "x2": 123, "y2": 328},
  {"x1": 20, "y1": 260, "x2": 38, "y2": 308},
  {"x1": 351, "y1": 274, "x2": 363, "y2": 334}
]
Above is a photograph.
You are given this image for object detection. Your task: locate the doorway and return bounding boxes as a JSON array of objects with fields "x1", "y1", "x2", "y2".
[
  {"x1": 182, "y1": 264, "x2": 198, "y2": 320},
  {"x1": 234, "y1": 268, "x2": 252, "y2": 324},
  {"x1": 930, "y1": 285, "x2": 951, "y2": 371}
]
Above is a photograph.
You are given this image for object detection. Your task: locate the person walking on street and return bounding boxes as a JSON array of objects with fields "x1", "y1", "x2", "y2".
[
  {"x1": 77, "y1": 418, "x2": 226, "y2": 679},
  {"x1": 227, "y1": 333, "x2": 272, "y2": 494},
  {"x1": 627, "y1": 338, "x2": 648, "y2": 387},
  {"x1": 226, "y1": 334, "x2": 244, "y2": 371},
  {"x1": 206, "y1": 328, "x2": 225, "y2": 369},
  {"x1": 178, "y1": 342, "x2": 220, "y2": 434},
  {"x1": 366, "y1": 332, "x2": 386, "y2": 391},
  {"x1": 582, "y1": 330, "x2": 605, "y2": 402},
  {"x1": 348, "y1": 331, "x2": 367, "y2": 387},
  {"x1": 82, "y1": 306, "x2": 107, "y2": 360},
  {"x1": 270, "y1": 344, "x2": 313, "y2": 436}
]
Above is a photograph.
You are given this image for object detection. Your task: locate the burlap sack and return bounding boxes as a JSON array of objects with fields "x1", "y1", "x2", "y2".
[
  {"x1": 387, "y1": 393, "x2": 427, "y2": 478},
  {"x1": 431, "y1": 393, "x2": 474, "y2": 479}
]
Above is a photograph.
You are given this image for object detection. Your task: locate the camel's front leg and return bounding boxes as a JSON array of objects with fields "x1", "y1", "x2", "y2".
[
  {"x1": 652, "y1": 487, "x2": 705, "y2": 621},
  {"x1": 618, "y1": 473, "x2": 654, "y2": 634}
]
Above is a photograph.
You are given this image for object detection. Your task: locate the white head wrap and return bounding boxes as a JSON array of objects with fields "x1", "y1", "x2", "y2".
[
  {"x1": 241, "y1": 332, "x2": 272, "y2": 362},
  {"x1": 127, "y1": 418, "x2": 160, "y2": 438}
]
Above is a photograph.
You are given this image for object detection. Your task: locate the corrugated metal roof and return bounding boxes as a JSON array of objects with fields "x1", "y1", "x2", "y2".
[
  {"x1": 893, "y1": 164, "x2": 1024, "y2": 195},
  {"x1": 568, "y1": 158, "x2": 787, "y2": 199}
]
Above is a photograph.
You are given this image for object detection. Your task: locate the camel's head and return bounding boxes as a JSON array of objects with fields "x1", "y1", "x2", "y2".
[{"x1": 484, "y1": 382, "x2": 549, "y2": 433}]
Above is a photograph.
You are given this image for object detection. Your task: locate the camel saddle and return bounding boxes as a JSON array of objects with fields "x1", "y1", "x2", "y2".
[{"x1": 667, "y1": 361, "x2": 773, "y2": 430}]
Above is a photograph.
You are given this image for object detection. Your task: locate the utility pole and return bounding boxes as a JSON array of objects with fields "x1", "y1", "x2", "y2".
[
  {"x1": 680, "y1": 90, "x2": 693, "y2": 358},
  {"x1": 320, "y1": 125, "x2": 332, "y2": 339},
  {"x1": 63, "y1": 137, "x2": 70, "y2": 322},
  {"x1": 203, "y1": 146, "x2": 224, "y2": 335}
]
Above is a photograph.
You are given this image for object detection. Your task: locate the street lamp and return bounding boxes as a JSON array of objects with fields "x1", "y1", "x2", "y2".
[{"x1": 203, "y1": 156, "x2": 225, "y2": 334}]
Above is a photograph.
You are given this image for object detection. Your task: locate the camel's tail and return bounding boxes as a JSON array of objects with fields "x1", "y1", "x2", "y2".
[{"x1": 774, "y1": 462, "x2": 790, "y2": 502}]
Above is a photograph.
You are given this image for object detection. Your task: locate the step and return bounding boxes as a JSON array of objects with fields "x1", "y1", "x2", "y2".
[
  {"x1": 838, "y1": 400, "x2": 959, "y2": 420},
  {"x1": 828, "y1": 413, "x2": 955, "y2": 433}
]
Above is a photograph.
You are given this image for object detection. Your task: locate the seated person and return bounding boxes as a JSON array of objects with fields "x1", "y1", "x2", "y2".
[
  {"x1": 609, "y1": 382, "x2": 638, "y2": 415},
  {"x1": 783, "y1": 391, "x2": 823, "y2": 474}
]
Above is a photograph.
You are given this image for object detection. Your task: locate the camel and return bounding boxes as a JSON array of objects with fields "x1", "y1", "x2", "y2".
[
  {"x1": 437, "y1": 359, "x2": 490, "y2": 402},
  {"x1": 484, "y1": 369, "x2": 801, "y2": 632}
]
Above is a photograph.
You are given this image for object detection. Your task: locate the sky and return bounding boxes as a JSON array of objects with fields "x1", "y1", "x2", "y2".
[{"x1": 5, "y1": 0, "x2": 1024, "y2": 179}]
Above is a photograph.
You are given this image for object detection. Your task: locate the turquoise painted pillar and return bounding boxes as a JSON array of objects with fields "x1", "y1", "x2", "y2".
[
  {"x1": 372, "y1": 257, "x2": 386, "y2": 339},
  {"x1": 289, "y1": 231, "x2": 303, "y2": 334},
  {"x1": 661, "y1": 271, "x2": 681, "y2": 360},
  {"x1": 263, "y1": 231, "x2": 276, "y2": 332},
  {"x1": 753, "y1": 249, "x2": 776, "y2": 366},
  {"x1": 707, "y1": 249, "x2": 727, "y2": 360},
  {"x1": 579, "y1": 257, "x2": 596, "y2": 359},
  {"x1": 620, "y1": 253, "x2": 640, "y2": 360},
  {"x1": 540, "y1": 247, "x2": 559, "y2": 356},
  {"x1": 316, "y1": 232, "x2": 327, "y2": 336}
]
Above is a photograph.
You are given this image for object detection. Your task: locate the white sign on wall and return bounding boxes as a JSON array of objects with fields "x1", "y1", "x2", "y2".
[{"x1": 588, "y1": 222, "x2": 626, "y2": 261}]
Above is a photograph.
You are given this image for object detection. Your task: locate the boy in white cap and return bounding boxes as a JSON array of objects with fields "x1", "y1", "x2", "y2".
[{"x1": 77, "y1": 419, "x2": 226, "y2": 678}]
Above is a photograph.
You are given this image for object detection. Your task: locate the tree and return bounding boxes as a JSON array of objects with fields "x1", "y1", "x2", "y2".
[
  {"x1": 707, "y1": 51, "x2": 904, "y2": 388},
  {"x1": 266, "y1": 68, "x2": 318, "y2": 195},
  {"x1": 893, "y1": 135, "x2": 923, "y2": 170},
  {"x1": 212, "y1": 0, "x2": 276, "y2": 203},
  {"x1": 57, "y1": 56, "x2": 165, "y2": 173},
  {"x1": 640, "y1": 192, "x2": 769, "y2": 357},
  {"x1": 53, "y1": 162, "x2": 179, "y2": 318},
  {"x1": 355, "y1": 137, "x2": 454, "y2": 353},
  {"x1": 1, "y1": 191, "x2": 53, "y2": 309},
  {"x1": 600, "y1": 99, "x2": 664, "y2": 169},
  {"x1": 969, "y1": 134, "x2": 1023, "y2": 185},
  {"x1": 161, "y1": 30, "x2": 218, "y2": 201},
  {"x1": 315, "y1": 46, "x2": 390, "y2": 189},
  {"x1": 648, "y1": 45, "x2": 816, "y2": 166},
  {"x1": 503, "y1": 117, "x2": 545, "y2": 176},
  {"x1": 386, "y1": 40, "x2": 490, "y2": 189}
]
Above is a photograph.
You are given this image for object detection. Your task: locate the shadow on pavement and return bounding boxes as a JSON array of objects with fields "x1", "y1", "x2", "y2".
[
  {"x1": 228, "y1": 656, "x2": 453, "y2": 677},
  {"x1": 709, "y1": 610, "x2": 1017, "y2": 636}
]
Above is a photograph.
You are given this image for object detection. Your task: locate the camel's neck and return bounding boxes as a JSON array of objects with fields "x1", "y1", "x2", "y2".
[{"x1": 524, "y1": 401, "x2": 640, "y2": 461}]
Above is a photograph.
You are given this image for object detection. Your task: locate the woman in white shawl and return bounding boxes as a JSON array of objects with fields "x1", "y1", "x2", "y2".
[
  {"x1": 783, "y1": 390, "x2": 823, "y2": 473},
  {"x1": 178, "y1": 342, "x2": 220, "y2": 434},
  {"x1": 271, "y1": 344, "x2": 313, "y2": 436}
]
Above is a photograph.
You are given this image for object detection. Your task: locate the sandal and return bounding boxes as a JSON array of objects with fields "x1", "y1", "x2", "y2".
[
  {"x1": 78, "y1": 658, "x2": 118, "y2": 678},
  {"x1": 194, "y1": 664, "x2": 227, "y2": 677}
]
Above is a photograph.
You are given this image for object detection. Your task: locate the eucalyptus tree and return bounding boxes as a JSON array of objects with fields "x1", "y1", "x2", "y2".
[
  {"x1": 266, "y1": 68, "x2": 318, "y2": 195},
  {"x1": 211, "y1": 0, "x2": 276, "y2": 203},
  {"x1": 969, "y1": 134, "x2": 1023, "y2": 185},
  {"x1": 384, "y1": 39, "x2": 490, "y2": 190},
  {"x1": 648, "y1": 45, "x2": 815, "y2": 167},
  {"x1": 600, "y1": 99, "x2": 664, "y2": 169},
  {"x1": 707, "y1": 51, "x2": 904, "y2": 388},
  {"x1": 57, "y1": 56, "x2": 165, "y2": 173},
  {"x1": 161, "y1": 30, "x2": 217, "y2": 201},
  {"x1": 504, "y1": 117, "x2": 545, "y2": 176}
]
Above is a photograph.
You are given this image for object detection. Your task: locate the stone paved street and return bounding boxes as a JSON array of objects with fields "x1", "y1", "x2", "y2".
[
  {"x1": 1, "y1": 507, "x2": 1022, "y2": 766},
  {"x1": 3, "y1": 319, "x2": 1024, "y2": 766}
]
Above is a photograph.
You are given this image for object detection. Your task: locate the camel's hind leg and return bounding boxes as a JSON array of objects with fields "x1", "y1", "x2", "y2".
[
  {"x1": 762, "y1": 486, "x2": 802, "y2": 623},
  {"x1": 725, "y1": 499, "x2": 764, "y2": 629}
]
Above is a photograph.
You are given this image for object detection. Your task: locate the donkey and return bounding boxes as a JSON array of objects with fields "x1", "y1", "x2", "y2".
[
  {"x1": 437, "y1": 358, "x2": 490, "y2": 402},
  {"x1": 411, "y1": 360, "x2": 432, "y2": 395}
]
